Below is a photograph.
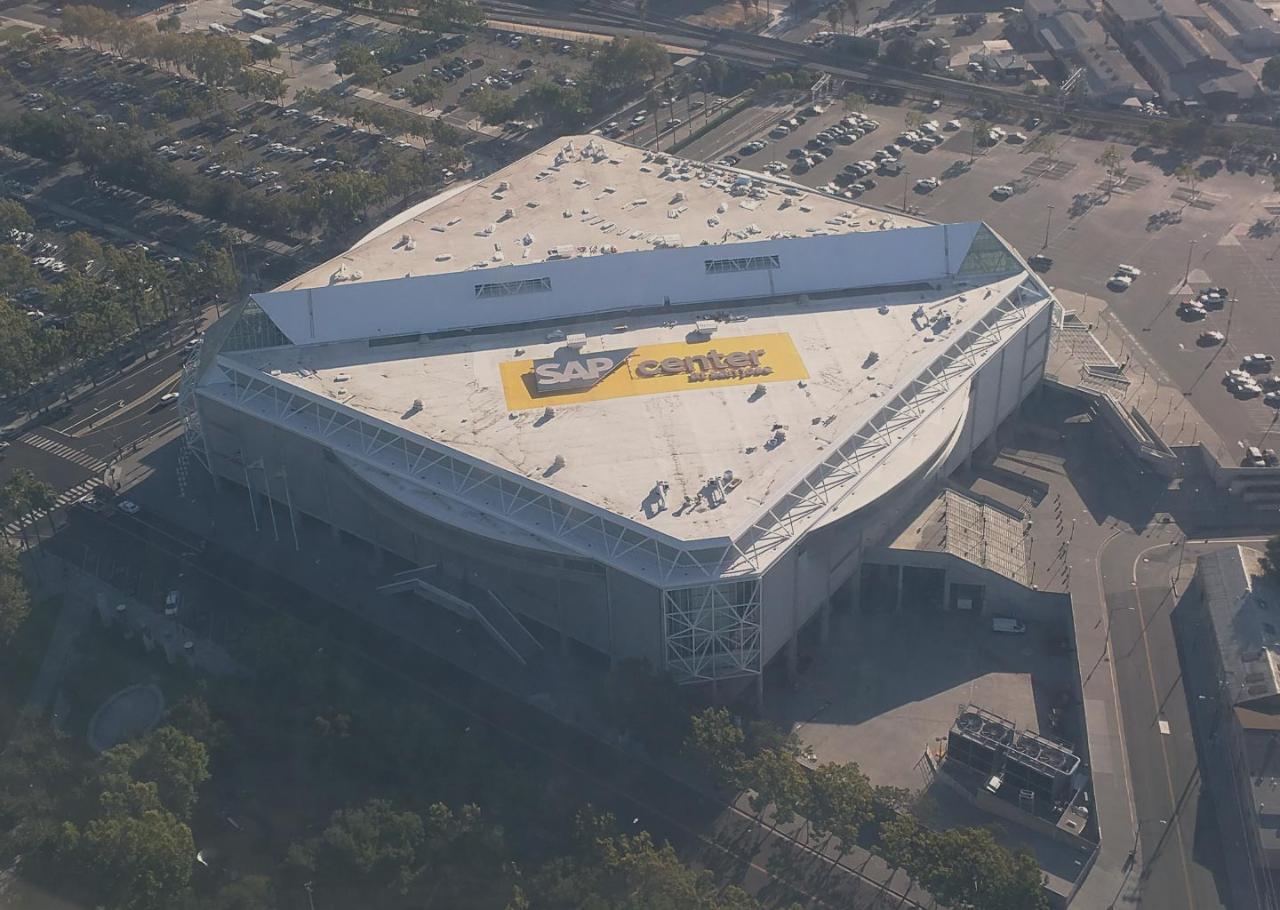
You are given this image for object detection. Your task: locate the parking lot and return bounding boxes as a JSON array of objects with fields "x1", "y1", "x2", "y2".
[
  {"x1": 0, "y1": 43, "x2": 459, "y2": 248},
  {"x1": 144, "y1": 0, "x2": 599, "y2": 132},
  {"x1": 703, "y1": 90, "x2": 1280, "y2": 456}
]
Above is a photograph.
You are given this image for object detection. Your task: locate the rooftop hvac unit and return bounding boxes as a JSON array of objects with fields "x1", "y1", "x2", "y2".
[
  {"x1": 565, "y1": 333, "x2": 588, "y2": 350},
  {"x1": 694, "y1": 320, "x2": 718, "y2": 337}
]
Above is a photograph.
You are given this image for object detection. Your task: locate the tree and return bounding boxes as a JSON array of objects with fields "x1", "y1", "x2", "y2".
[
  {"x1": 1262, "y1": 55, "x2": 1280, "y2": 91},
  {"x1": 193, "y1": 875, "x2": 275, "y2": 910},
  {"x1": 335, "y1": 44, "x2": 383, "y2": 85},
  {"x1": 0, "y1": 299, "x2": 42, "y2": 407},
  {"x1": 970, "y1": 118, "x2": 990, "y2": 162},
  {"x1": 129, "y1": 726, "x2": 210, "y2": 820},
  {"x1": 288, "y1": 799, "x2": 426, "y2": 895},
  {"x1": 686, "y1": 707, "x2": 745, "y2": 786},
  {"x1": 157, "y1": 13, "x2": 181, "y2": 33},
  {"x1": 1175, "y1": 162, "x2": 1201, "y2": 201},
  {"x1": 804, "y1": 761, "x2": 873, "y2": 858},
  {"x1": 62, "y1": 806, "x2": 195, "y2": 910},
  {"x1": 0, "y1": 545, "x2": 29, "y2": 645},
  {"x1": 0, "y1": 198, "x2": 33, "y2": 235},
  {"x1": 743, "y1": 748, "x2": 806, "y2": 828},
  {"x1": 64, "y1": 231, "x2": 103, "y2": 272},
  {"x1": 1266, "y1": 533, "x2": 1280, "y2": 579},
  {"x1": 248, "y1": 39, "x2": 280, "y2": 63},
  {"x1": 0, "y1": 245, "x2": 39, "y2": 297},
  {"x1": 845, "y1": 0, "x2": 861, "y2": 32},
  {"x1": 528, "y1": 816, "x2": 765, "y2": 909},
  {"x1": 469, "y1": 87, "x2": 516, "y2": 125},
  {"x1": 2, "y1": 469, "x2": 55, "y2": 540},
  {"x1": 1097, "y1": 144, "x2": 1126, "y2": 196},
  {"x1": 884, "y1": 37, "x2": 915, "y2": 67}
]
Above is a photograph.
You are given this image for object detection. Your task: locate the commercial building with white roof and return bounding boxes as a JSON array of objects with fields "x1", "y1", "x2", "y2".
[{"x1": 181, "y1": 136, "x2": 1057, "y2": 695}]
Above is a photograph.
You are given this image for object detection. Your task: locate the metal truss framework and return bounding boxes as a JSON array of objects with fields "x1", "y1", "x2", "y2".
[
  {"x1": 199, "y1": 276, "x2": 1049, "y2": 590},
  {"x1": 726, "y1": 276, "x2": 1049, "y2": 574},
  {"x1": 663, "y1": 579, "x2": 762, "y2": 683},
  {"x1": 178, "y1": 354, "x2": 209, "y2": 470}
]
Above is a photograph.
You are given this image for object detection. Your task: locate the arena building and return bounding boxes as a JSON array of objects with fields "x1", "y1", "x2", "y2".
[{"x1": 180, "y1": 136, "x2": 1057, "y2": 698}]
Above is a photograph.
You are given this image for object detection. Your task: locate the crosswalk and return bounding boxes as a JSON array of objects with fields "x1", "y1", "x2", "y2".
[
  {"x1": 18, "y1": 432, "x2": 108, "y2": 473},
  {"x1": 2, "y1": 479, "x2": 98, "y2": 538}
]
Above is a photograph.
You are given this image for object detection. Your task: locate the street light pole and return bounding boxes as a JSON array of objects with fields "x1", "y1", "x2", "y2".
[
  {"x1": 902, "y1": 168, "x2": 909, "y2": 213},
  {"x1": 1043, "y1": 203, "x2": 1055, "y2": 249}
]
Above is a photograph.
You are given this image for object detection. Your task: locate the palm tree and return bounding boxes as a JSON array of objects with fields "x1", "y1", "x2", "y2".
[
  {"x1": 26, "y1": 476, "x2": 58, "y2": 538},
  {"x1": 648, "y1": 90, "x2": 661, "y2": 151},
  {"x1": 1, "y1": 472, "x2": 33, "y2": 549},
  {"x1": 845, "y1": 0, "x2": 861, "y2": 32}
]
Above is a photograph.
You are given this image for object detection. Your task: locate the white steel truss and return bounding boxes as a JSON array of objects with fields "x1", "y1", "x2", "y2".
[
  {"x1": 199, "y1": 278, "x2": 1049, "y2": 587},
  {"x1": 663, "y1": 579, "x2": 762, "y2": 683},
  {"x1": 178, "y1": 354, "x2": 209, "y2": 470},
  {"x1": 726, "y1": 277, "x2": 1049, "y2": 573}
]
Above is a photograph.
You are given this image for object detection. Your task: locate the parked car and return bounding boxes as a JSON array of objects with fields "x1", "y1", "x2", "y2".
[
  {"x1": 117, "y1": 500, "x2": 140, "y2": 515},
  {"x1": 992, "y1": 616, "x2": 1027, "y2": 634}
]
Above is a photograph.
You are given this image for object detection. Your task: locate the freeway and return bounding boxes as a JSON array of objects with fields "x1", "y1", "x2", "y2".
[{"x1": 474, "y1": 0, "x2": 1272, "y2": 142}]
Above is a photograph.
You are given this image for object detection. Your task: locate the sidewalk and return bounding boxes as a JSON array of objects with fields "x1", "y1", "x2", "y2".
[
  {"x1": 965, "y1": 413, "x2": 1145, "y2": 910},
  {"x1": 1049, "y1": 288, "x2": 1231, "y2": 461}
]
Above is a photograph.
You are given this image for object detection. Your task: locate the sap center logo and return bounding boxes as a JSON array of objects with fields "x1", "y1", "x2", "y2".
[{"x1": 531, "y1": 347, "x2": 636, "y2": 394}]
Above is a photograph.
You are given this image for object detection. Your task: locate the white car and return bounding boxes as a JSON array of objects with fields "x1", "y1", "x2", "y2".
[
  {"x1": 945, "y1": 119, "x2": 962, "y2": 130},
  {"x1": 992, "y1": 184, "x2": 1014, "y2": 197},
  {"x1": 117, "y1": 500, "x2": 140, "y2": 515},
  {"x1": 1107, "y1": 274, "x2": 1133, "y2": 290},
  {"x1": 1115, "y1": 264, "x2": 1142, "y2": 278},
  {"x1": 915, "y1": 177, "x2": 940, "y2": 190},
  {"x1": 160, "y1": 392, "x2": 180, "y2": 404},
  {"x1": 1198, "y1": 330, "x2": 1225, "y2": 345}
]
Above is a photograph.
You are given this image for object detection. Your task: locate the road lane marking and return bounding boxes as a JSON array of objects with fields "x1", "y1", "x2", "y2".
[
  {"x1": 3, "y1": 479, "x2": 97, "y2": 536},
  {"x1": 17, "y1": 432, "x2": 108, "y2": 472}
]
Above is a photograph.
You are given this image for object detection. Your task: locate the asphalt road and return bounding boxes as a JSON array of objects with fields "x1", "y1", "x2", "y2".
[
  {"x1": 1101, "y1": 529, "x2": 1227, "y2": 910},
  {"x1": 1, "y1": 340, "x2": 191, "y2": 531}
]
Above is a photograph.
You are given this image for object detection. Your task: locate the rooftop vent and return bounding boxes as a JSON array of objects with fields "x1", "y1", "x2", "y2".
[{"x1": 565, "y1": 333, "x2": 588, "y2": 350}]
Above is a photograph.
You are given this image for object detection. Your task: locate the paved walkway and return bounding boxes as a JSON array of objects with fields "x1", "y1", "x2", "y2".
[{"x1": 1049, "y1": 289, "x2": 1230, "y2": 459}]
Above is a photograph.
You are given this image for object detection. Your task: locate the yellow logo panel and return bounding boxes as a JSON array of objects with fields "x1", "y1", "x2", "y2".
[{"x1": 500, "y1": 332, "x2": 809, "y2": 410}]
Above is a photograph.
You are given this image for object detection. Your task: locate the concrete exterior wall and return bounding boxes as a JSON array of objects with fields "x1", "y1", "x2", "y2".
[
  {"x1": 256, "y1": 223, "x2": 989, "y2": 345},
  {"x1": 198, "y1": 394, "x2": 664, "y2": 664},
  {"x1": 194, "y1": 294, "x2": 1050, "y2": 680}
]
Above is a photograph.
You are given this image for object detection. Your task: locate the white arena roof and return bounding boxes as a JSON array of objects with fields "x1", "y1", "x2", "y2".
[
  {"x1": 231, "y1": 270, "x2": 1029, "y2": 544},
  {"x1": 280, "y1": 134, "x2": 926, "y2": 293},
  {"x1": 200, "y1": 138, "x2": 1054, "y2": 586}
]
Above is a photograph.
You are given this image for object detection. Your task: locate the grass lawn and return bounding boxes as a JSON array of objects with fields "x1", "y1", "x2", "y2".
[
  {"x1": 0, "y1": 25, "x2": 31, "y2": 45},
  {"x1": 0, "y1": 596, "x2": 63, "y2": 745}
]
